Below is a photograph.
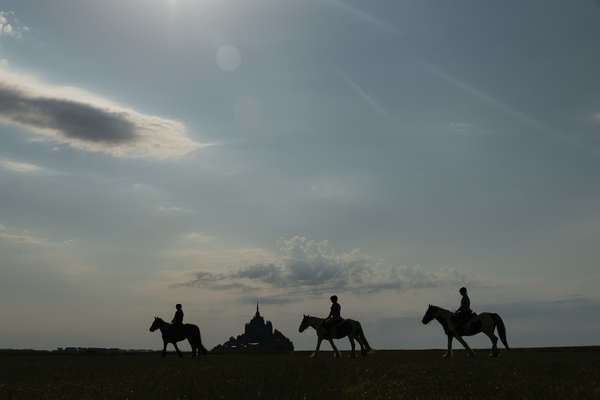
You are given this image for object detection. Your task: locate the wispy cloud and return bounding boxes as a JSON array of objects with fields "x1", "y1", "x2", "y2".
[
  {"x1": 156, "y1": 205, "x2": 193, "y2": 216},
  {"x1": 448, "y1": 121, "x2": 473, "y2": 135},
  {"x1": 0, "y1": 159, "x2": 46, "y2": 174},
  {"x1": 419, "y1": 61, "x2": 546, "y2": 132},
  {"x1": 0, "y1": 11, "x2": 29, "y2": 39},
  {"x1": 324, "y1": 2, "x2": 578, "y2": 149},
  {"x1": 325, "y1": 0, "x2": 401, "y2": 35},
  {"x1": 0, "y1": 65, "x2": 210, "y2": 159},
  {"x1": 337, "y1": 70, "x2": 388, "y2": 117},
  {"x1": 0, "y1": 224, "x2": 58, "y2": 246}
]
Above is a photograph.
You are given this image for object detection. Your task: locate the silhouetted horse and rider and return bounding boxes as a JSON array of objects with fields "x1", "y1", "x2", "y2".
[
  {"x1": 422, "y1": 287, "x2": 509, "y2": 357},
  {"x1": 298, "y1": 295, "x2": 373, "y2": 358},
  {"x1": 150, "y1": 289, "x2": 508, "y2": 360},
  {"x1": 149, "y1": 304, "x2": 208, "y2": 358}
]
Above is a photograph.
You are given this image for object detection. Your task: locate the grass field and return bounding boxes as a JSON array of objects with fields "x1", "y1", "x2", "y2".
[{"x1": 1, "y1": 347, "x2": 599, "y2": 399}]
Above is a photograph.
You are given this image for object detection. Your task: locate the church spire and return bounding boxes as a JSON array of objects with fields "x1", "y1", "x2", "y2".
[{"x1": 255, "y1": 300, "x2": 260, "y2": 317}]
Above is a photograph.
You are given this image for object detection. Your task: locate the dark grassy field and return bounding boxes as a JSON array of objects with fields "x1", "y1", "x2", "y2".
[{"x1": 1, "y1": 347, "x2": 599, "y2": 399}]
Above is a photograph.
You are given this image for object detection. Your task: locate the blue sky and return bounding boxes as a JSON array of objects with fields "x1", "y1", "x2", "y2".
[{"x1": 1, "y1": 0, "x2": 600, "y2": 350}]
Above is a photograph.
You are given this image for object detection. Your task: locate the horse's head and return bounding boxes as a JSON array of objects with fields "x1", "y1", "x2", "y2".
[
  {"x1": 298, "y1": 314, "x2": 310, "y2": 333},
  {"x1": 422, "y1": 304, "x2": 436, "y2": 325},
  {"x1": 149, "y1": 317, "x2": 162, "y2": 332}
]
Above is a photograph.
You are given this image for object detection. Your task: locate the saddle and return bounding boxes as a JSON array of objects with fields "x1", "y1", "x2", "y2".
[
  {"x1": 454, "y1": 312, "x2": 480, "y2": 335},
  {"x1": 327, "y1": 319, "x2": 349, "y2": 338}
]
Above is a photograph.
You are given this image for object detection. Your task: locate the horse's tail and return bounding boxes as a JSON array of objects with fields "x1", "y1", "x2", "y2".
[
  {"x1": 358, "y1": 322, "x2": 374, "y2": 353},
  {"x1": 492, "y1": 313, "x2": 509, "y2": 350}
]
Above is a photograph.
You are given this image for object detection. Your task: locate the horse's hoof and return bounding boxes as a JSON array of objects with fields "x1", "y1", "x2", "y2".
[{"x1": 309, "y1": 353, "x2": 317, "y2": 358}]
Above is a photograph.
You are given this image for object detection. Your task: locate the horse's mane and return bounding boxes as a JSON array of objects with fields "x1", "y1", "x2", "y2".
[{"x1": 430, "y1": 305, "x2": 450, "y2": 313}]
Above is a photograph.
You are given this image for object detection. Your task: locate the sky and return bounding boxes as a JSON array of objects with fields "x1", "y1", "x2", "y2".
[{"x1": 1, "y1": 0, "x2": 600, "y2": 351}]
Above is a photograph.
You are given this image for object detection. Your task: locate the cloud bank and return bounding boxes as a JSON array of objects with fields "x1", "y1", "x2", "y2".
[
  {"x1": 173, "y1": 236, "x2": 471, "y2": 299},
  {"x1": 0, "y1": 66, "x2": 207, "y2": 159}
]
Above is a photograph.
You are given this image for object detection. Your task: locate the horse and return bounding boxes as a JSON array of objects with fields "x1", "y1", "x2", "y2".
[
  {"x1": 149, "y1": 317, "x2": 208, "y2": 358},
  {"x1": 421, "y1": 304, "x2": 509, "y2": 358},
  {"x1": 298, "y1": 315, "x2": 374, "y2": 358}
]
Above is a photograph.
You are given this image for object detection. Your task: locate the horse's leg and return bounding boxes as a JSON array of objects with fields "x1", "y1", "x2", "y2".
[
  {"x1": 162, "y1": 341, "x2": 167, "y2": 357},
  {"x1": 310, "y1": 337, "x2": 322, "y2": 358},
  {"x1": 187, "y1": 339, "x2": 196, "y2": 358},
  {"x1": 348, "y1": 336, "x2": 356, "y2": 358},
  {"x1": 484, "y1": 329, "x2": 499, "y2": 357},
  {"x1": 173, "y1": 342, "x2": 183, "y2": 358},
  {"x1": 328, "y1": 339, "x2": 341, "y2": 358},
  {"x1": 443, "y1": 335, "x2": 453, "y2": 358},
  {"x1": 455, "y1": 336, "x2": 475, "y2": 357},
  {"x1": 356, "y1": 333, "x2": 366, "y2": 357}
]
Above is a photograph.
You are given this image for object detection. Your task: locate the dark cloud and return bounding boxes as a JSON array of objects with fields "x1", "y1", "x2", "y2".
[
  {"x1": 172, "y1": 236, "x2": 471, "y2": 299},
  {"x1": 238, "y1": 295, "x2": 298, "y2": 305},
  {"x1": 0, "y1": 67, "x2": 202, "y2": 158},
  {"x1": 0, "y1": 86, "x2": 137, "y2": 144}
]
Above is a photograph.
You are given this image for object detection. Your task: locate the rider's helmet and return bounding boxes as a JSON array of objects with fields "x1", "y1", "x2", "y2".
[
  {"x1": 176, "y1": 303, "x2": 182, "y2": 309},
  {"x1": 459, "y1": 287, "x2": 467, "y2": 295},
  {"x1": 330, "y1": 295, "x2": 338, "y2": 303}
]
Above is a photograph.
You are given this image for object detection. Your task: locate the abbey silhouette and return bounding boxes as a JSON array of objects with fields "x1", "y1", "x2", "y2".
[{"x1": 212, "y1": 302, "x2": 294, "y2": 353}]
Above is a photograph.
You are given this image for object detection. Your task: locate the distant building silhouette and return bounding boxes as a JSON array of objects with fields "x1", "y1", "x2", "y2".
[{"x1": 211, "y1": 302, "x2": 294, "y2": 353}]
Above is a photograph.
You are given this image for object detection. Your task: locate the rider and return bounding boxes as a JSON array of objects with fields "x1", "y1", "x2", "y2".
[
  {"x1": 172, "y1": 304, "x2": 184, "y2": 327},
  {"x1": 323, "y1": 295, "x2": 342, "y2": 334},
  {"x1": 455, "y1": 287, "x2": 472, "y2": 326}
]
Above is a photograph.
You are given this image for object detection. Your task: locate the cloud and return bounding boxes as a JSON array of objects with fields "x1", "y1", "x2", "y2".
[
  {"x1": 0, "y1": 225, "x2": 53, "y2": 246},
  {"x1": 172, "y1": 236, "x2": 472, "y2": 298},
  {"x1": 0, "y1": 65, "x2": 210, "y2": 159},
  {"x1": 337, "y1": 69, "x2": 388, "y2": 117},
  {"x1": 156, "y1": 205, "x2": 193, "y2": 216},
  {"x1": 0, "y1": 11, "x2": 29, "y2": 39},
  {"x1": 325, "y1": 0, "x2": 401, "y2": 35},
  {"x1": 449, "y1": 121, "x2": 473, "y2": 135},
  {"x1": 0, "y1": 159, "x2": 46, "y2": 174}
]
